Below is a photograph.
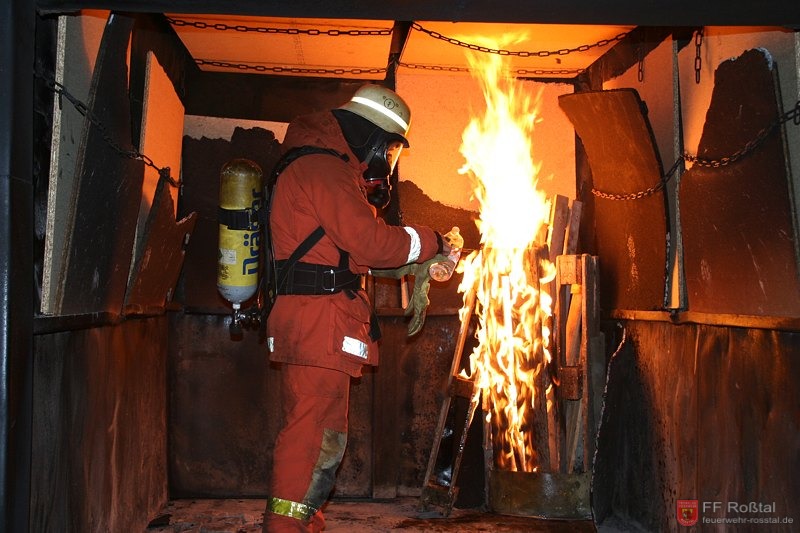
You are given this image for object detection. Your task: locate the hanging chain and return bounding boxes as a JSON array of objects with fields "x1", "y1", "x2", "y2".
[
  {"x1": 593, "y1": 100, "x2": 800, "y2": 200},
  {"x1": 399, "y1": 62, "x2": 583, "y2": 77},
  {"x1": 684, "y1": 100, "x2": 800, "y2": 168},
  {"x1": 166, "y1": 16, "x2": 392, "y2": 37},
  {"x1": 592, "y1": 157, "x2": 682, "y2": 200},
  {"x1": 172, "y1": 18, "x2": 626, "y2": 76},
  {"x1": 194, "y1": 58, "x2": 385, "y2": 76},
  {"x1": 411, "y1": 22, "x2": 629, "y2": 58},
  {"x1": 694, "y1": 27, "x2": 703, "y2": 84},
  {"x1": 515, "y1": 67, "x2": 585, "y2": 77},
  {"x1": 637, "y1": 44, "x2": 645, "y2": 83},
  {"x1": 168, "y1": 17, "x2": 627, "y2": 58},
  {"x1": 34, "y1": 69, "x2": 179, "y2": 187}
]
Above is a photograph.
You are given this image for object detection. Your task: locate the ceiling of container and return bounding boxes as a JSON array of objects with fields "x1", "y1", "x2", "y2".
[
  {"x1": 165, "y1": 15, "x2": 635, "y2": 80},
  {"x1": 35, "y1": 1, "x2": 800, "y2": 82}
]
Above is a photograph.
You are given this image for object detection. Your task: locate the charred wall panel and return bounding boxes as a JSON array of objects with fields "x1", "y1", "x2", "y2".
[
  {"x1": 679, "y1": 48, "x2": 800, "y2": 317},
  {"x1": 559, "y1": 89, "x2": 669, "y2": 311},
  {"x1": 168, "y1": 313, "x2": 277, "y2": 496},
  {"x1": 593, "y1": 320, "x2": 799, "y2": 531},
  {"x1": 31, "y1": 317, "x2": 168, "y2": 532}
]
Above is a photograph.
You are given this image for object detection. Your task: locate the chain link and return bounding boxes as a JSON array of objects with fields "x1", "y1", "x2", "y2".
[
  {"x1": 694, "y1": 27, "x2": 703, "y2": 84},
  {"x1": 34, "y1": 69, "x2": 179, "y2": 187},
  {"x1": 515, "y1": 67, "x2": 584, "y2": 77},
  {"x1": 399, "y1": 62, "x2": 583, "y2": 77},
  {"x1": 411, "y1": 22, "x2": 629, "y2": 58},
  {"x1": 399, "y1": 62, "x2": 469, "y2": 73},
  {"x1": 167, "y1": 17, "x2": 392, "y2": 37},
  {"x1": 172, "y1": 18, "x2": 624, "y2": 75},
  {"x1": 593, "y1": 100, "x2": 800, "y2": 200},
  {"x1": 637, "y1": 45, "x2": 644, "y2": 83},
  {"x1": 194, "y1": 58, "x2": 385, "y2": 76},
  {"x1": 168, "y1": 17, "x2": 627, "y2": 59},
  {"x1": 592, "y1": 158, "x2": 681, "y2": 201},
  {"x1": 684, "y1": 100, "x2": 800, "y2": 168}
]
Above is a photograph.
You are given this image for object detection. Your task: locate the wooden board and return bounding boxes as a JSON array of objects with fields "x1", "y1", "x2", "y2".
[
  {"x1": 54, "y1": 14, "x2": 143, "y2": 315},
  {"x1": 124, "y1": 178, "x2": 197, "y2": 314}
]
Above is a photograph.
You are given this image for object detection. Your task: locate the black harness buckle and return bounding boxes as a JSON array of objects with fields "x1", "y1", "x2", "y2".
[{"x1": 321, "y1": 268, "x2": 338, "y2": 293}]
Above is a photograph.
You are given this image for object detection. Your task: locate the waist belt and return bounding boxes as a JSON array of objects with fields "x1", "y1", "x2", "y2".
[{"x1": 275, "y1": 260, "x2": 364, "y2": 295}]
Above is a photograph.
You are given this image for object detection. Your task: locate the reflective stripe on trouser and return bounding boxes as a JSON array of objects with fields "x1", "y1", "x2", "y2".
[
  {"x1": 264, "y1": 363, "x2": 351, "y2": 533},
  {"x1": 267, "y1": 497, "x2": 318, "y2": 521}
]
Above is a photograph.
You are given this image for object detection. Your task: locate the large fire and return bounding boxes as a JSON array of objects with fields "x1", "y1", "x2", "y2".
[{"x1": 457, "y1": 39, "x2": 556, "y2": 472}]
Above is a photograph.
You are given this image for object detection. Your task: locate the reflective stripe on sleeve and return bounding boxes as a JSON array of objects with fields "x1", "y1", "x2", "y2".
[
  {"x1": 403, "y1": 226, "x2": 421, "y2": 263},
  {"x1": 267, "y1": 496, "x2": 318, "y2": 521}
]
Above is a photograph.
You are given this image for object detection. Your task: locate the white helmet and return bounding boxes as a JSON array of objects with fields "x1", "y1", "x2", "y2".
[{"x1": 339, "y1": 84, "x2": 411, "y2": 146}]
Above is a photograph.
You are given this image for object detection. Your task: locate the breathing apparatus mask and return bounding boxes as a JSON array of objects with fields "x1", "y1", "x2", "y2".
[
  {"x1": 362, "y1": 135, "x2": 405, "y2": 209},
  {"x1": 334, "y1": 85, "x2": 411, "y2": 209}
]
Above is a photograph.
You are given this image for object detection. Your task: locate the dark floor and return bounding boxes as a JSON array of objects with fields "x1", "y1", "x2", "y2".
[{"x1": 146, "y1": 497, "x2": 598, "y2": 532}]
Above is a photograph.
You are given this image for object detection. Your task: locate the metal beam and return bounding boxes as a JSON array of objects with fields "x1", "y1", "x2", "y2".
[
  {"x1": 35, "y1": 0, "x2": 800, "y2": 27},
  {"x1": 0, "y1": 0, "x2": 35, "y2": 530}
]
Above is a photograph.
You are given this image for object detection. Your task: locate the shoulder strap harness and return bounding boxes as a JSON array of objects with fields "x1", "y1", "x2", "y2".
[{"x1": 266, "y1": 146, "x2": 362, "y2": 297}]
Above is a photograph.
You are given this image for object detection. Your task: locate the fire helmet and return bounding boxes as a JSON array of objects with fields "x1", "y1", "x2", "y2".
[{"x1": 339, "y1": 84, "x2": 411, "y2": 147}]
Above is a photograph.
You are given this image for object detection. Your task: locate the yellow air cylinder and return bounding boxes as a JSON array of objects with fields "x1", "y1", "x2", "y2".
[{"x1": 217, "y1": 158, "x2": 264, "y2": 306}]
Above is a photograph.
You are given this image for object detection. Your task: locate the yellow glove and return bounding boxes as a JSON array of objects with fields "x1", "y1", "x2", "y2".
[{"x1": 372, "y1": 254, "x2": 448, "y2": 336}]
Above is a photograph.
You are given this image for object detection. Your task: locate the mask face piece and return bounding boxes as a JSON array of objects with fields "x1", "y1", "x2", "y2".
[
  {"x1": 362, "y1": 140, "x2": 403, "y2": 209},
  {"x1": 363, "y1": 140, "x2": 404, "y2": 182}
]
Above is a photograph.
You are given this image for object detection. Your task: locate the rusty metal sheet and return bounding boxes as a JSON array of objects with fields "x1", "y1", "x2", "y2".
[
  {"x1": 593, "y1": 320, "x2": 800, "y2": 530},
  {"x1": 55, "y1": 14, "x2": 143, "y2": 315},
  {"x1": 31, "y1": 317, "x2": 169, "y2": 531},
  {"x1": 488, "y1": 470, "x2": 591, "y2": 519},
  {"x1": 334, "y1": 367, "x2": 374, "y2": 498},
  {"x1": 559, "y1": 89, "x2": 669, "y2": 311},
  {"x1": 679, "y1": 48, "x2": 800, "y2": 317},
  {"x1": 125, "y1": 178, "x2": 197, "y2": 314},
  {"x1": 696, "y1": 326, "x2": 800, "y2": 526},
  {"x1": 168, "y1": 313, "x2": 275, "y2": 497},
  {"x1": 375, "y1": 314, "x2": 482, "y2": 501},
  {"x1": 592, "y1": 322, "x2": 682, "y2": 531},
  {"x1": 166, "y1": 312, "x2": 467, "y2": 499}
]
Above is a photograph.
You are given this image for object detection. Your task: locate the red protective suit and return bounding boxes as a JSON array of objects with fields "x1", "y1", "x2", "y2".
[{"x1": 263, "y1": 110, "x2": 441, "y2": 532}]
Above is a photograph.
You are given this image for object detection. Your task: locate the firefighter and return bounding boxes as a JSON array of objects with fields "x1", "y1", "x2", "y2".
[{"x1": 263, "y1": 84, "x2": 449, "y2": 532}]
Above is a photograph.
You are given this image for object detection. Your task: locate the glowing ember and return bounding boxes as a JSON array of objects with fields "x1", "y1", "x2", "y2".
[{"x1": 457, "y1": 38, "x2": 555, "y2": 472}]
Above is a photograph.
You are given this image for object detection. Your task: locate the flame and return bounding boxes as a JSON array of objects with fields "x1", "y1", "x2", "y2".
[{"x1": 457, "y1": 39, "x2": 555, "y2": 472}]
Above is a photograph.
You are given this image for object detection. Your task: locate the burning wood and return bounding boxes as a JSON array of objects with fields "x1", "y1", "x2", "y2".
[
  {"x1": 456, "y1": 38, "x2": 555, "y2": 473},
  {"x1": 421, "y1": 38, "x2": 596, "y2": 520}
]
